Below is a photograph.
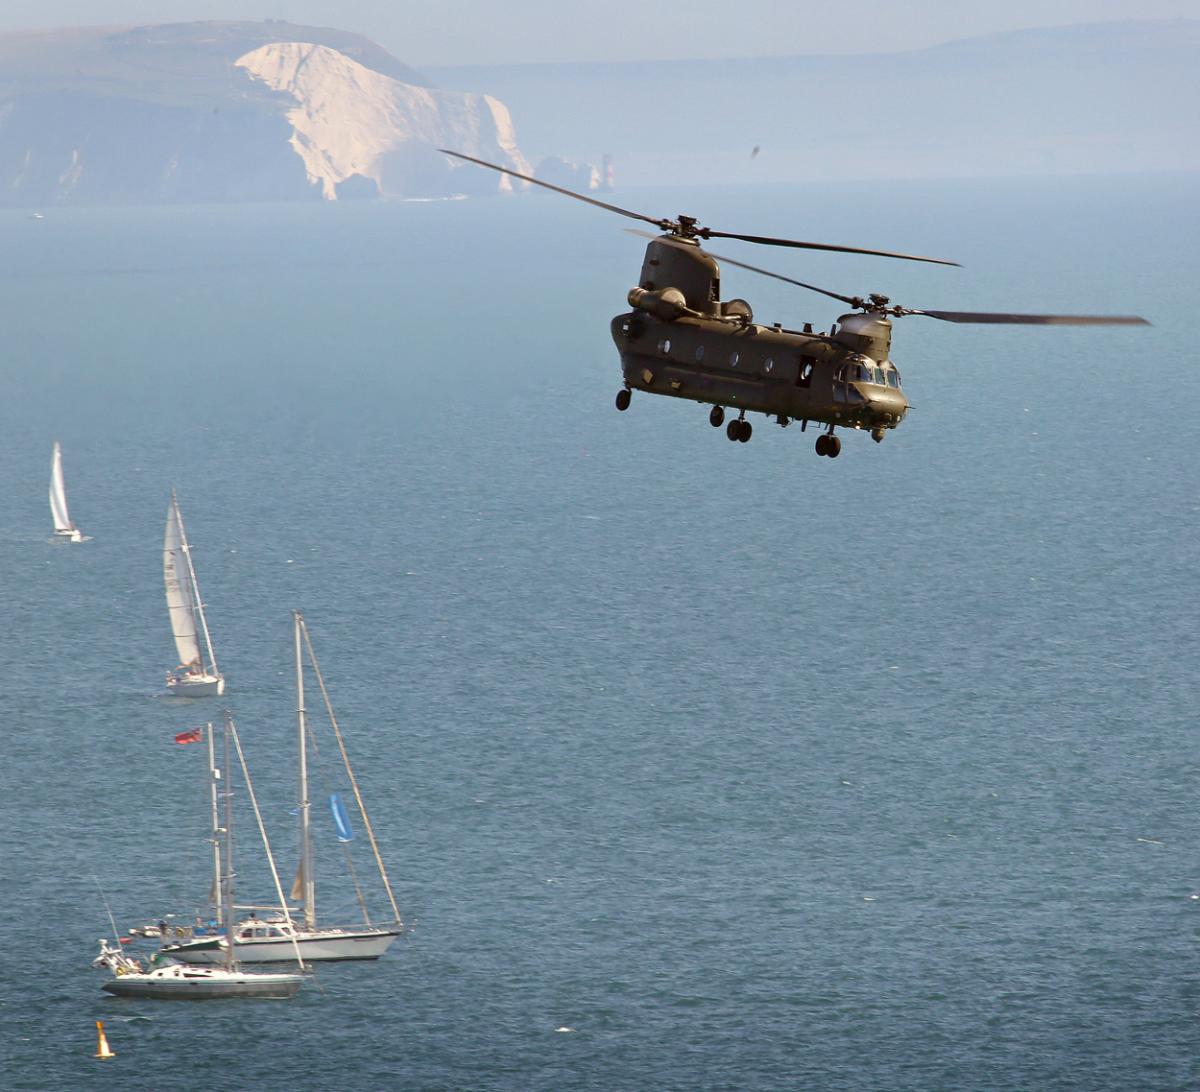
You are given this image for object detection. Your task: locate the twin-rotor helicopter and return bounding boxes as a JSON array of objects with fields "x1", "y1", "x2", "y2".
[{"x1": 442, "y1": 150, "x2": 1148, "y2": 459}]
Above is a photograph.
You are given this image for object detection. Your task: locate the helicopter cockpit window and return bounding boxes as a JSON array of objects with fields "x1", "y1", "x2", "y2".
[
  {"x1": 872, "y1": 367, "x2": 885, "y2": 385},
  {"x1": 841, "y1": 358, "x2": 872, "y2": 384},
  {"x1": 886, "y1": 369, "x2": 900, "y2": 389}
]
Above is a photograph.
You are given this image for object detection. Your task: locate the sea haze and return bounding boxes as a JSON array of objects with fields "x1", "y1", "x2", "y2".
[{"x1": 0, "y1": 173, "x2": 1195, "y2": 1091}]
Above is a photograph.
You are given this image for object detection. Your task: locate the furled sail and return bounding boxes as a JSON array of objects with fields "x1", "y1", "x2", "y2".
[
  {"x1": 49, "y1": 441, "x2": 75, "y2": 533},
  {"x1": 290, "y1": 861, "x2": 306, "y2": 903},
  {"x1": 164, "y1": 497, "x2": 202, "y2": 667}
]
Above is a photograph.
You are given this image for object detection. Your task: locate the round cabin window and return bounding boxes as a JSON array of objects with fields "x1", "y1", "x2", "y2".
[
  {"x1": 659, "y1": 339, "x2": 671, "y2": 354},
  {"x1": 765, "y1": 357, "x2": 774, "y2": 373},
  {"x1": 695, "y1": 345, "x2": 705, "y2": 362},
  {"x1": 730, "y1": 351, "x2": 740, "y2": 368}
]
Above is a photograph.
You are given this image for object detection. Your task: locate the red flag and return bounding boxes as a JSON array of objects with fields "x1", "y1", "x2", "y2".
[{"x1": 174, "y1": 727, "x2": 203, "y2": 745}]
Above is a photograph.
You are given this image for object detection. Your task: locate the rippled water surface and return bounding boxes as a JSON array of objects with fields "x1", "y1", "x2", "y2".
[{"x1": 0, "y1": 174, "x2": 1196, "y2": 1090}]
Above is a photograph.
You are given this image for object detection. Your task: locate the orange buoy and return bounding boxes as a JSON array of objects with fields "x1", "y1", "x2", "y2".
[{"x1": 94, "y1": 1020, "x2": 116, "y2": 1060}]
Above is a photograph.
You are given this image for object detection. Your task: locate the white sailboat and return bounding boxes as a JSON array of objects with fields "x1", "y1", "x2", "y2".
[
  {"x1": 95, "y1": 718, "x2": 304, "y2": 1000},
  {"x1": 94, "y1": 940, "x2": 301, "y2": 1000},
  {"x1": 49, "y1": 441, "x2": 86, "y2": 542},
  {"x1": 164, "y1": 490, "x2": 224, "y2": 697},
  {"x1": 162, "y1": 611, "x2": 403, "y2": 964}
]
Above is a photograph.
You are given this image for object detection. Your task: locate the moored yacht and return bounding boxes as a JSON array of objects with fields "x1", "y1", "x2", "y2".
[
  {"x1": 161, "y1": 914, "x2": 399, "y2": 964},
  {"x1": 94, "y1": 717, "x2": 304, "y2": 999},
  {"x1": 162, "y1": 610, "x2": 402, "y2": 964},
  {"x1": 94, "y1": 939, "x2": 302, "y2": 1000}
]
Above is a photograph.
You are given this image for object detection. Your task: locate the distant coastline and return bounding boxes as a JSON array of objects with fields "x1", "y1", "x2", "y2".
[{"x1": 429, "y1": 19, "x2": 1200, "y2": 187}]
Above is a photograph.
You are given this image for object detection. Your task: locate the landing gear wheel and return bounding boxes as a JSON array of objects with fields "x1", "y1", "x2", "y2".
[
  {"x1": 737, "y1": 420, "x2": 752, "y2": 443},
  {"x1": 710, "y1": 406, "x2": 725, "y2": 427},
  {"x1": 726, "y1": 419, "x2": 741, "y2": 442},
  {"x1": 615, "y1": 389, "x2": 631, "y2": 411},
  {"x1": 815, "y1": 434, "x2": 830, "y2": 457},
  {"x1": 827, "y1": 435, "x2": 842, "y2": 458}
]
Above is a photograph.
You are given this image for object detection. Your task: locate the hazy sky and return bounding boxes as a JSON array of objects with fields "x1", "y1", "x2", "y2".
[{"x1": 1, "y1": 0, "x2": 1197, "y2": 65}]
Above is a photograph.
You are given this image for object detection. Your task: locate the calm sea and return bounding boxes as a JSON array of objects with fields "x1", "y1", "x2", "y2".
[{"x1": 0, "y1": 173, "x2": 1196, "y2": 1090}]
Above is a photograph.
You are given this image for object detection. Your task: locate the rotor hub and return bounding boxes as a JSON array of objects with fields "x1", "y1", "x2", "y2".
[{"x1": 662, "y1": 214, "x2": 703, "y2": 239}]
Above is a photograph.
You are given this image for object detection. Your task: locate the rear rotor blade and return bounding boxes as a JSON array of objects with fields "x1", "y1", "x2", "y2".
[
  {"x1": 627, "y1": 230, "x2": 862, "y2": 307},
  {"x1": 909, "y1": 309, "x2": 1150, "y2": 326},
  {"x1": 628, "y1": 229, "x2": 1150, "y2": 327},
  {"x1": 703, "y1": 229, "x2": 960, "y2": 267},
  {"x1": 439, "y1": 149, "x2": 668, "y2": 229}
]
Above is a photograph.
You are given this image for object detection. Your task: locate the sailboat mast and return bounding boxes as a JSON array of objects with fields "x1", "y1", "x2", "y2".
[
  {"x1": 220, "y1": 713, "x2": 236, "y2": 974},
  {"x1": 174, "y1": 491, "x2": 220, "y2": 676},
  {"x1": 206, "y1": 722, "x2": 223, "y2": 927},
  {"x1": 295, "y1": 610, "x2": 316, "y2": 929},
  {"x1": 299, "y1": 616, "x2": 404, "y2": 926}
]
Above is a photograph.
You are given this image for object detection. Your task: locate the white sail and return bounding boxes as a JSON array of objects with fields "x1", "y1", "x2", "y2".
[
  {"x1": 49, "y1": 441, "x2": 76, "y2": 533},
  {"x1": 164, "y1": 496, "x2": 202, "y2": 667}
]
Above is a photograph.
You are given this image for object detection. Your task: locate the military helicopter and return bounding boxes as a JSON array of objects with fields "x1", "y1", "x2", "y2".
[{"x1": 441, "y1": 150, "x2": 1148, "y2": 458}]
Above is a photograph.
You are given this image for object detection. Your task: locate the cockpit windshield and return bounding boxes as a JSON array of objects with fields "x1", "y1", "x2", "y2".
[
  {"x1": 841, "y1": 356, "x2": 903, "y2": 388},
  {"x1": 842, "y1": 356, "x2": 876, "y2": 383}
]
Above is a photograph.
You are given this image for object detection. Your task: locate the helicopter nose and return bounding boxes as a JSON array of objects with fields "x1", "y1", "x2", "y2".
[{"x1": 868, "y1": 390, "x2": 908, "y2": 424}]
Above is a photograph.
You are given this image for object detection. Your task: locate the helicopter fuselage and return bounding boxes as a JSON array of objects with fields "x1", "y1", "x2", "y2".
[
  {"x1": 608, "y1": 234, "x2": 909, "y2": 449},
  {"x1": 610, "y1": 308, "x2": 908, "y2": 439}
]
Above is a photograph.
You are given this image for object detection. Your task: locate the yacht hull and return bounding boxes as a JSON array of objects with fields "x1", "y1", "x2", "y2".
[
  {"x1": 102, "y1": 969, "x2": 301, "y2": 1000},
  {"x1": 167, "y1": 675, "x2": 225, "y2": 697},
  {"x1": 164, "y1": 927, "x2": 400, "y2": 964}
]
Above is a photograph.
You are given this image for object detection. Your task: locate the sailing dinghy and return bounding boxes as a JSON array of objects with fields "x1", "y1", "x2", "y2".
[
  {"x1": 49, "y1": 441, "x2": 86, "y2": 542},
  {"x1": 164, "y1": 490, "x2": 224, "y2": 697}
]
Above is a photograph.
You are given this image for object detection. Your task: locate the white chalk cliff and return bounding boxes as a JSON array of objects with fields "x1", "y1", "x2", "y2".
[
  {"x1": 235, "y1": 42, "x2": 530, "y2": 200},
  {"x1": 0, "y1": 21, "x2": 533, "y2": 206}
]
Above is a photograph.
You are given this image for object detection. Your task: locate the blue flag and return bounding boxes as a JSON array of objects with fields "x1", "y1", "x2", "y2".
[{"x1": 330, "y1": 793, "x2": 354, "y2": 842}]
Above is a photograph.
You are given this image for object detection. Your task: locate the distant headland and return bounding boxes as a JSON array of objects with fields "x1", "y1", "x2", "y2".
[{"x1": 0, "y1": 21, "x2": 537, "y2": 206}]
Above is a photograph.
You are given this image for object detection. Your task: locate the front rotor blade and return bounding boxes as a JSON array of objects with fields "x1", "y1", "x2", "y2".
[
  {"x1": 444, "y1": 149, "x2": 960, "y2": 264},
  {"x1": 627, "y1": 230, "x2": 861, "y2": 307},
  {"x1": 703, "y1": 229, "x2": 961, "y2": 267},
  {"x1": 911, "y1": 309, "x2": 1150, "y2": 325},
  {"x1": 439, "y1": 150, "x2": 667, "y2": 229}
]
